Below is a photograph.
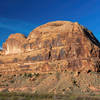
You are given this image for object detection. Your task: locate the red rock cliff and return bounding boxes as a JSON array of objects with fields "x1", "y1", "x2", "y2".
[{"x1": 1, "y1": 21, "x2": 100, "y2": 72}]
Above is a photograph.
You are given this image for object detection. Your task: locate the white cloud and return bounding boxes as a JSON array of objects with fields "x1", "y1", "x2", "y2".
[{"x1": 0, "y1": 47, "x2": 2, "y2": 50}]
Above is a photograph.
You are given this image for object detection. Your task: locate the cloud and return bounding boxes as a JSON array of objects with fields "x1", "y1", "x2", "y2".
[{"x1": 0, "y1": 47, "x2": 2, "y2": 50}]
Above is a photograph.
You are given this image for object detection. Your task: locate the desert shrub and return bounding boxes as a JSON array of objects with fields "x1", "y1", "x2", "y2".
[
  {"x1": 24, "y1": 73, "x2": 33, "y2": 78},
  {"x1": 10, "y1": 80, "x2": 14, "y2": 83},
  {"x1": 5, "y1": 84, "x2": 8, "y2": 87},
  {"x1": 19, "y1": 74, "x2": 22, "y2": 76},
  {"x1": 49, "y1": 73, "x2": 52, "y2": 75},
  {"x1": 27, "y1": 73, "x2": 32, "y2": 78},
  {"x1": 34, "y1": 73, "x2": 40, "y2": 77},
  {"x1": 24, "y1": 73, "x2": 27, "y2": 77},
  {"x1": 13, "y1": 74, "x2": 16, "y2": 77}
]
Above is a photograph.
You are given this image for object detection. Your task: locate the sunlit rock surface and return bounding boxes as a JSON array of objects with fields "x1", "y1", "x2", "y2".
[
  {"x1": 3, "y1": 33, "x2": 26, "y2": 54},
  {"x1": 0, "y1": 21, "x2": 100, "y2": 94},
  {"x1": 2, "y1": 21, "x2": 100, "y2": 71}
]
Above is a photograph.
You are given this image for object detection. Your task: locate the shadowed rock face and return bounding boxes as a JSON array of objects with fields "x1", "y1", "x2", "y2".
[{"x1": 1, "y1": 21, "x2": 100, "y2": 72}]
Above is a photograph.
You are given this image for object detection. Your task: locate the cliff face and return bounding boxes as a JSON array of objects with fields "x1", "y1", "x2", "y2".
[
  {"x1": 0, "y1": 21, "x2": 100, "y2": 94},
  {"x1": 2, "y1": 21, "x2": 100, "y2": 72}
]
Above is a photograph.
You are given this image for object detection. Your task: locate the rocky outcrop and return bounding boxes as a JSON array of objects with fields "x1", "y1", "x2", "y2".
[
  {"x1": 3, "y1": 33, "x2": 26, "y2": 54},
  {"x1": 0, "y1": 21, "x2": 100, "y2": 94},
  {"x1": 1, "y1": 21, "x2": 100, "y2": 72}
]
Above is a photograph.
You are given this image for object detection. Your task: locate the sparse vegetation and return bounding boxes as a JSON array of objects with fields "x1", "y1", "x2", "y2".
[
  {"x1": 49, "y1": 72, "x2": 52, "y2": 75},
  {"x1": 0, "y1": 92, "x2": 99, "y2": 100},
  {"x1": 34, "y1": 73, "x2": 40, "y2": 77},
  {"x1": 10, "y1": 80, "x2": 14, "y2": 83},
  {"x1": 24, "y1": 73, "x2": 28, "y2": 77},
  {"x1": 23, "y1": 72, "x2": 40, "y2": 78},
  {"x1": 0, "y1": 92, "x2": 53, "y2": 100},
  {"x1": 27, "y1": 73, "x2": 32, "y2": 78}
]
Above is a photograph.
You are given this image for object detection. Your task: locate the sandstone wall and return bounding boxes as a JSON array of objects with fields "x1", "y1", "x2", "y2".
[{"x1": 0, "y1": 21, "x2": 100, "y2": 72}]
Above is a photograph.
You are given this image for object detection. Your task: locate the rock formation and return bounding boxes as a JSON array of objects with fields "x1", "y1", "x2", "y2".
[
  {"x1": 2, "y1": 21, "x2": 100, "y2": 72},
  {"x1": 0, "y1": 21, "x2": 100, "y2": 94},
  {"x1": 3, "y1": 33, "x2": 26, "y2": 54}
]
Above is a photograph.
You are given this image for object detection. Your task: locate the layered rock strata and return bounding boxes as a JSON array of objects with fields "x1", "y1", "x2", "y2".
[{"x1": 1, "y1": 21, "x2": 100, "y2": 73}]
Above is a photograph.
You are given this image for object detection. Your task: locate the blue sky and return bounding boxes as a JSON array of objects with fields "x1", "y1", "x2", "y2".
[{"x1": 0, "y1": 0, "x2": 100, "y2": 48}]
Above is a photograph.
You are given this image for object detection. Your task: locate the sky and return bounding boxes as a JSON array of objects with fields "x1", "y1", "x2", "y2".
[{"x1": 0, "y1": 0, "x2": 100, "y2": 48}]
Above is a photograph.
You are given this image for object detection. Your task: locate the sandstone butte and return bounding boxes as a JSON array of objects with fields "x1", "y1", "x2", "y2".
[{"x1": 0, "y1": 21, "x2": 100, "y2": 94}]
